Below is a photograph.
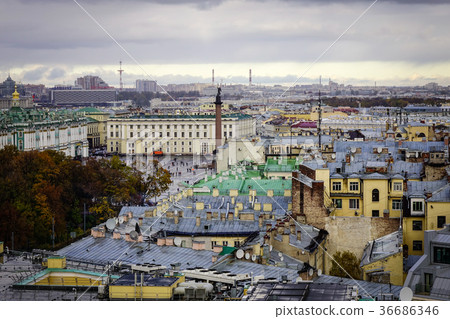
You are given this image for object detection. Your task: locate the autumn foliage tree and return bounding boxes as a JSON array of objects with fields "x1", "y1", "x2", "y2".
[
  {"x1": 0, "y1": 146, "x2": 171, "y2": 251},
  {"x1": 329, "y1": 250, "x2": 362, "y2": 280}
]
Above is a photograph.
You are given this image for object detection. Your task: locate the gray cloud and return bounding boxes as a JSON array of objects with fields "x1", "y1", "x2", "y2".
[
  {"x1": 48, "y1": 67, "x2": 66, "y2": 79},
  {"x1": 22, "y1": 67, "x2": 48, "y2": 82}
]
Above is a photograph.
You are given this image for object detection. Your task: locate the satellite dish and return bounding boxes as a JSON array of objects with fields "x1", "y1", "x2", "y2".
[
  {"x1": 295, "y1": 277, "x2": 303, "y2": 283},
  {"x1": 251, "y1": 254, "x2": 256, "y2": 262},
  {"x1": 308, "y1": 268, "x2": 313, "y2": 277},
  {"x1": 174, "y1": 237, "x2": 182, "y2": 247},
  {"x1": 245, "y1": 252, "x2": 250, "y2": 260},
  {"x1": 399, "y1": 287, "x2": 413, "y2": 301},
  {"x1": 278, "y1": 252, "x2": 283, "y2": 257},
  {"x1": 351, "y1": 147, "x2": 356, "y2": 153},
  {"x1": 280, "y1": 256, "x2": 284, "y2": 262},
  {"x1": 331, "y1": 154, "x2": 336, "y2": 159},
  {"x1": 317, "y1": 269, "x2": 322, "y2": 277},
  {"x1": 236, "y1": 249, "x2": 244, "y2": 259},
  {"x1": 129, "y1": 230, "x2": 139, "y2": 241},
  {"x1": 118, "y1": 216, "x2": 124, "y2": 224},
  {"x1": 106, "y1": 218, "x2": 116, "y2": 231},
  {"x1": 377, "y1": 147, "x2": 382, "y2": 153},
  {"x1": 269, "y1": 245, "x2": 273, "y2": 252}
]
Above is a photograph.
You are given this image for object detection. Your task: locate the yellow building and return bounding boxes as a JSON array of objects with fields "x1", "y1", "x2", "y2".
[
  {"x1": 329, "y1": 172, "x2": 403, "y2": 218},
  {"x1": 360, "y1": 231, "x2": 404, "y2": 286},
  {"x1": 109, "y1": 274, "x2": 184, "y2": 300},
  {"x1": 403, "y1": 182, "x2": 450, "y2": 256}
]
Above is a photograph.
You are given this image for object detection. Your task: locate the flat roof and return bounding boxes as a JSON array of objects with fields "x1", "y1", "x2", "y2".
[{"x1": 112, "y1": 274, "x2": 178, "y2": 287}]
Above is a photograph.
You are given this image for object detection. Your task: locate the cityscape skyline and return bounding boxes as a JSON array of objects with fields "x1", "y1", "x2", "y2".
[{"x1": 1, "y1": 0, "x2": 450, "y2": 87}]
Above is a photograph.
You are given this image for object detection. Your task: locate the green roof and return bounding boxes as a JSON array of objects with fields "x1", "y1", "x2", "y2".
[{"x1": 219, "y1": 246, "x2": 236, "y2": 256}]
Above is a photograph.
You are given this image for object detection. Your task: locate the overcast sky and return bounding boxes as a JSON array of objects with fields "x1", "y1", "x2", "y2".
[{"x1": 1, "y1": 0, "x2": 449, "y2": 87}]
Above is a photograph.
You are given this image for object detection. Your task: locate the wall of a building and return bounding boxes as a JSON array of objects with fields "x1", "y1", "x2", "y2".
[{"x1": 362, "y1": 251, "x2": 404, "y2": 286}]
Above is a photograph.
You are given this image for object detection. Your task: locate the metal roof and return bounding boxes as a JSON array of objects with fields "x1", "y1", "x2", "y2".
[
  {"x1": 314, "y1": 275, "x2": 402, "y2": 299},
  {"x1": 57, "y1": 237, "x2": 216, "y2": 270}
]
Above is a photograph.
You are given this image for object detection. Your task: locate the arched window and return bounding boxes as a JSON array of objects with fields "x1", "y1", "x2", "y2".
[{"x1": 372, "y1": 189, "x2": 379, "y2": 202}]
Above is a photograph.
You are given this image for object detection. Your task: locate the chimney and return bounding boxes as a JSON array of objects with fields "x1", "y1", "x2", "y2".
[
  {"x1": 221, "y1": 213, "x2": 226, "y2": 221},
  {"x1": 290, "y1": 224, "x2": 296, "y2": 234},
  {"x1": 138, "y1": 217, "x2": 143, "y2": 226},
  {"x1": 264, "y1": 235, "x2": 270, "y2": 245},
  {"x1": 125, "y1": 233, "x2": 130, "y2": 241},
  {"x1": 212, "y1": 255, "x2": 218, "y2": 263},
  {"x1": 228, "y1": 212, "x2": 234, "y2": 221},
  {"x1": 128, "y1": 211, "x2": 133, "y2": 219},
  {"x1": 113, "y1": 231, "x2": 121, "y2": 240},
  {"x1": 277, "y1": 223, "x2": 284, "y2": 234},
  {"x1": 266, "y1": 223, "x2": 271, "y2": 231},
  {"x1": 174, "y1": 215, "x2": 179, "y2": 224},
  {"x1": 206, "y1": 211, "x2": 212, "y2": 220},
  {"x1": 123, "y1": 215, "x2": 128, "y2": 223},
  {"x1": 297, "y1": 230, "x2": 302, "y2": 241},
  {"x1": 258, "y1": 215, "x2": 263, "y2": 228},
  {"x1": 196, "y1": 216, "x2": 201, "y2": 227},
  {"x1": 231, "y1": 197, "x2": 235, "y2": 205}
]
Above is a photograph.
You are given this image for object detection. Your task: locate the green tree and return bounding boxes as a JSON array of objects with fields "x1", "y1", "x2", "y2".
[{"x1": 329, "y1": 250, "x2": 362, "y2": 279}]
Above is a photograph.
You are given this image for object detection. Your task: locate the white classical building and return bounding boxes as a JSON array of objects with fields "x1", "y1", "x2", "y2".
[{"x1": 106, "y1": 113, "x2": 255, "y2": 155}]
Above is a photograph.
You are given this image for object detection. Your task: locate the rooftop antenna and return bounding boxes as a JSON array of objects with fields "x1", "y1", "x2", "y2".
[{"x1": 118, "y1": 61, "x2": 124, "y2": 91}]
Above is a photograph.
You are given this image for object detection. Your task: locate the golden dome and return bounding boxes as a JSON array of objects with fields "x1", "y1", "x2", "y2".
[{"x1": 12, "y1": 85, "x2": 20, "y2": 100}]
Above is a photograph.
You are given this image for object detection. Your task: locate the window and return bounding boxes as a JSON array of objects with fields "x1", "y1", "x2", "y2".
[
  {"x1": 189, "y1": 132, "x2": 192, "y2": 137},
  {"x1": 130, "y1": 132, "x2": 133, "y2": 138},
  {"x1": 189, "y1": 125, "x2": 192, "y2": 129},
  {"x1": 433, "y1": 246, "x2": 450, "y2": 264},
  {"x1": 332, "y1": 182, "x2": 342, "y2": 191},
  {"x1": 174, "y1": 132, "x2": 177, "y2": 137},
  {"x1": 130, "y1": 125, "x2": 133, "y2": 129},
  {"x1": 196, "y1": 132, "x2": 200, "y2": 138},
  {"x1": 229, "y1": 131, "x2": 232, "y2": 137},
  {"x1": 234, "y1": 241, "x2": 240, "y2": 247},
  {"x1": 372, "y1": 189, "x2": 379, "y2": 202},
  {"x1": 437, "y1": 216, "x2": 446, "y2": 228},
  {"x1": 110, "y1": 132, "x2": 114, "y2": 137},
  {"x1": 222, "y1": 241, "x2": 228, "y2": 246},
  {"x1": 412, "y1": 220, "x2": 423, "y2": 230},
  {"x1": 204, "y1": 125, "x2": 207, "y2": 129},
  {"x1": 393, "y1": 182, "x2": 402, "y2": 191},
  {"x1": 167, "y1": 125, "x2": 170, "y2": 129},
  {"x1": 116, "y1": 132, "x2": 119, "y2": 137},
  {"x1": 392, "y1": 200, "x2": 402, "y2": 210},
  {"x1": 204, "y1": 132, "x2": 207, "y2": 137},
  {"x1": 412, "y1": 201, "x2": 423, "y2": 212},
  {"x1": 372, "y1": 210, "x2": 379, "y2": 217},
  {"x1": 349, "y1": 182, "x2": 359, "y2": 191},
  {"x1": 211, "y1": 241, "x2": 217, "y2": 247},
  {"x1": 182, "y1": 132, "x2": 185, "y2": 137},
  {"x1": 413, "y1": 240, "x2": 423, "y2": 251},
  {"x1": 167, "y1": 132, "x2": 170, "y2": 137},
  {"x1": 332, "y1": 199, "x2": 342, "y2": 209},
  {"x1": 349, "y1": 199, "x2": 359, "y2": 209},
  {"x1": 181, "y1": 125, "x2": 185, "y2": 129},
  {"x1": 137, "y1": 125, "x2": 140, "y2": 129},
  {"x1": 174, "y1": 125, "x2": 177, "y2": 129}
]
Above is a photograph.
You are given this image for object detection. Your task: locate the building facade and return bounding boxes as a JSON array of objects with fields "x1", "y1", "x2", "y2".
[
  {"x1": 106, "y1": 113, "x2": 254, "y2": 155},
  {"x1": 0, "y1": 87, "x2": 89, "y2": 157}
]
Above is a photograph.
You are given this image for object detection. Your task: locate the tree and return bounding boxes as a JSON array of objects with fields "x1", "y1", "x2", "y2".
[
  {"x1": 329, "y1": 250, "x2": 362, "y2": 279},
  {"x1": 144, "y1": 160, "x2": 172, "y2": 202}
]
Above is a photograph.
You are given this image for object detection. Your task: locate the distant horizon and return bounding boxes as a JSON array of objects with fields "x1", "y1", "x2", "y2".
[{"x1": 2, "y1": 1, "x2": 449, "y2": 89}]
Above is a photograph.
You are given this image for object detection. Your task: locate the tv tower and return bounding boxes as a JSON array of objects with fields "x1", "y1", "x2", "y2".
[
  {"x1": 118, "y1": 61, "x2": 124, "y2": 91},
  {"x1": 249, "y1": 69, "x2": 252, "y2": 87},
  {"x1": 212, "y1": 69, "x2": 215, "y2": 85}
]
